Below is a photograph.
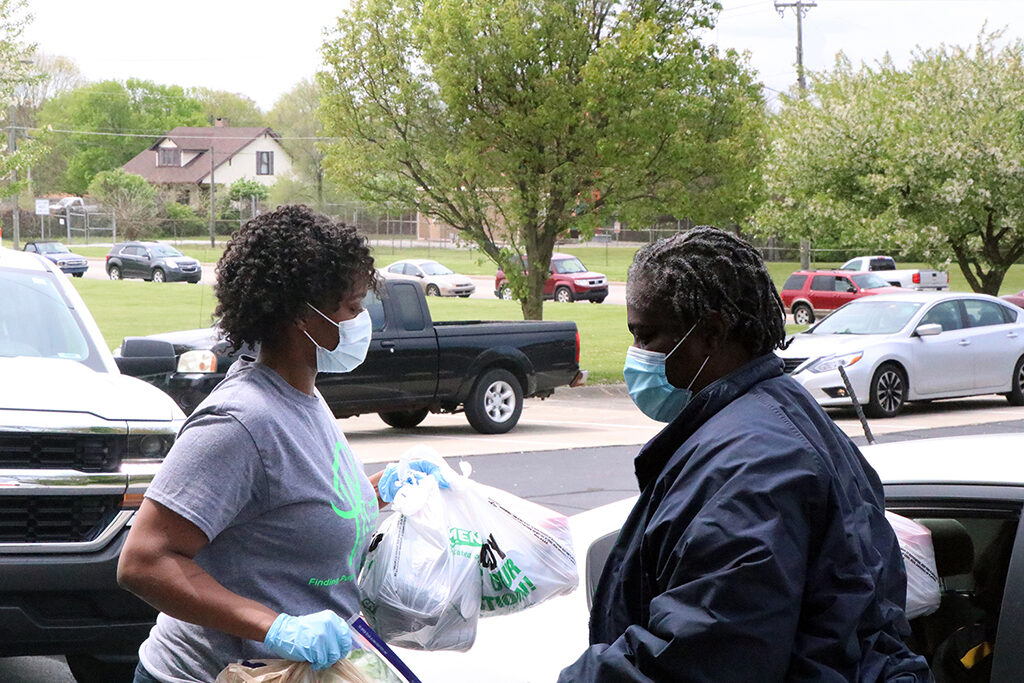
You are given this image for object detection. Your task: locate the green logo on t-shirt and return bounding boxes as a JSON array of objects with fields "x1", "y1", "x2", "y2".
[{"x1": 329, "y1": 439, "x2": 378, "y2": 574}]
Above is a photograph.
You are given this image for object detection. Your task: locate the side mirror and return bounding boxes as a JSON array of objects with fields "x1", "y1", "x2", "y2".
[{"x1": 915, "y1": 323, "x2": 942, "y2": 337}]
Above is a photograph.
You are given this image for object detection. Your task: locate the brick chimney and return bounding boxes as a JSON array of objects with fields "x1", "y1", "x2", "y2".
[{"x1": 215, "y1": 117, "x2": 228, "y2": 127}]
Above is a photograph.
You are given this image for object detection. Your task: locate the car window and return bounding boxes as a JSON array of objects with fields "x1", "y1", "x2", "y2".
[
  {"x1": 782, "y1": 274, "x2": 807, "y2": 290},
  {"x1": 363, "y1": 290, "x2": 386, "y2": 332},
  {"x1": 551, "y1": 257, "x2": 587, "y2": 274},
  {"x1": 1000, "y1": 305, "x2": 1018, "y2": 324},
  {"x1": 834, "y1": 276, "x2": 857, "y2": 293},
  {"x1": 810, "y1": 275, "x2": 834, "y2": 291},
  {"x1": 149, "y1": 245, "x2": 183, "y2": 258},
  {"x1": 420, "y1": 261, "x2": 453, "y2": 276},
  {"x1": 839, "y1": 260, "x2": 859, "y2": 271},
  {"x1": 39, "y1": 243, "x2": 68, "y2": 254},
  {"x1": 851, "y1": 273, "x2": 890, "y2": 290},
  {"x1": 964, "y1": 299, "x2": 1009, "y2": 328},
  {"x1": 24, "y1": 244, "x2": 36, "y2": 252},
  {"x1": 920, "y1": 301, "x2": 964, "y2": 332},
  {"x1": 870, "y1": 258, "x2": 896, "y2": 271},
  {"x1": 126, "y1": 245, "x2": 144, "y2": 257},
  {"x1": 391, "y1": 282, "x2": 426, "y2": 331},
  {"x1": 811, "y1": 300, "x2": 922, "y2": 335},
  {"x1": 387, "y1": 263, "x2": 404, "y2": 274},
  {"x1": 0, "y1": 267, "x2": 92, "y2": 364},
  {"x1": 404, "y1": 264, "x2": 422, "y2": 277}
]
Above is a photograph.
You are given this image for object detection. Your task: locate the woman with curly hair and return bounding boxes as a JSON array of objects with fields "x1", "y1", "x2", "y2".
[{"x1": 118, "y1": 205, "x2": 443, "y2": 682}]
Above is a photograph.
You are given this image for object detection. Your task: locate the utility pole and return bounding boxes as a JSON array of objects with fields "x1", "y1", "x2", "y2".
[
  {"x1": 7, "y1": 102, "x2": 18, "y2": 250},
  {"x1": 776, "y1": 0, "x2": 816, "y2": 269},
  {"x1": 208, "y1": 146, "x2": 216, "y2": 247}
]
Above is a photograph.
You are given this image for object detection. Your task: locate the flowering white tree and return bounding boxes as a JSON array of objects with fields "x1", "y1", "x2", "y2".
[{"x1": 756, "y1": 31, "x2": 1024, "y2": 295}]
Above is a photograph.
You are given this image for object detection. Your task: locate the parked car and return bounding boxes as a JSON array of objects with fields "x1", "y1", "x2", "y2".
[
  {"x1": 380, "y1": 258, "x2": 476, "y2": 297},
  {"x1": 776, "y1": 291, "x2": 1024, "y2": 417},
  {"x1": 116, "y1": 279, "x2": 586, "y2": 432},
  {"x1": 397, "y1": 433, "x2": 1024, "y2": 682},
  {"x1": 105, "y1": 241, "x2": 202, "y2": 283},
  {"x1": 840, "y1": 255, "x2": 949, "y2": 291},
  {"x1": 0, "y1": 246, "x2": 184, "y2": 682},
  {"x1": 494, "y1": 252, "x2": 608, "y2": 303},
  {"x1": 780, "y1": 269, "x2": 902, "y2": 324},
  {"x1": 22, "y1": 240, "x2": 89, "y2": 277},
  {"x1": 1002, "y1": 289, "x2": 1024, "y2": 309}
]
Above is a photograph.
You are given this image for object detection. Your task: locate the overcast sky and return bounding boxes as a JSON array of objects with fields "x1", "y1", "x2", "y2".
[{"x1": 22, "y1": 0, "x2": 1024, "y2": 111}]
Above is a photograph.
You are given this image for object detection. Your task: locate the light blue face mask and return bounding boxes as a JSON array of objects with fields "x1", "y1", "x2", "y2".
[
  {"x1": 304, "y1": 304, "x2": 372, "y2": 374},
  {"x1": 623, "y1": 322, "x2": 710, "y2": 423}
]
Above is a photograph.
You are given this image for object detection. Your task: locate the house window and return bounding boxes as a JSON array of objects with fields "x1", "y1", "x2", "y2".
[
  {"x1": 158, "y1": 148, "x2": 181, "y2": 167},
  {"x1": 256, "y1": 151, "x2": 274, "y2": 175}
]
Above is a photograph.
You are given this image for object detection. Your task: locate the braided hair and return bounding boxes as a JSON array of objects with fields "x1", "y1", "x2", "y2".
[
  {"x1": 215, "y1": 204, "x2": 377, "y2": 352},
  {"x1": 626, "y1": 226, "x2": 787, "y2": 356}
]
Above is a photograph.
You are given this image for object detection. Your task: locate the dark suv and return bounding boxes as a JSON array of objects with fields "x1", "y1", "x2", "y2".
[{"x1": 105, "y1": 241, "x2": 202, "y2": 283}]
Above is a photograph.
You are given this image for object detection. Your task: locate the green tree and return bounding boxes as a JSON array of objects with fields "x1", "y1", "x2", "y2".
[
  {"x1": 87, "y1": 169, "x2": 157, "y2": 240},
  {"x1": 319, "y1": 0, "x2": 764, "y2": 318},
  {"x1": 756, "y1": 31, "x2": 1024, "y2": 295},
  {"x1": 190, "y1": 87, "x2": 266, "y2": 127},
  {"x1": 37, "y1": 78, "x2": 206, "y2": 194},
  {"x1": 268, "y1": 78, "x2": 333, "y2": 207},
  {"x1": 228, "y1": 177, "x2": 269, "y2": 222},
  {"x1": 0, "y1": 0, "x2": 44, "y2": 200}
]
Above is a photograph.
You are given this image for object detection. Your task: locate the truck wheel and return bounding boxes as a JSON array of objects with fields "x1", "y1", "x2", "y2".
[
  {"x1": 73, "y1": 272, "x2": 84, "y2": 278},
  {"x1": 499, "y1": 285, "x2": 514, "y2": 300},
  {"x1": 465, "y1": 368, "x2": 523, "y2": 434},
  {"x1": 865, "y1": 363, "x2": 907, "y2": 418},
  {"x1": 426, "y1": 284, "x2": 440, "y2": 296},
  {"x1": 590, "y1": 297, "x2": 605, "y2": 304},
  {"x1": 66, "y1": 654, "x2": 137, "y2": 683},
  {"x1": 152, "y1": 268, "x2": 166, "y2": 283},
  {"x1": 792, "y1": 303, "x2": 814, "y2": 325},
  {"x1": 107, "y1": 265, "x2": 121, "y2": 280},
  {"x1": 1007, "y1": 355, "x2": 1024, "y2": 406},
  {"x1": 554, "y1": 286, "x2": 573, "y2": 303},
  {"x1": 379, "y1": 408, "x2": 430, "y2": 429}
]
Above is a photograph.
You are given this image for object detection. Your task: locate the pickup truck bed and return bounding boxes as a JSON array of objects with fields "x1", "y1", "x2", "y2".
[{"x1": 118, "y1": 280, "x2": 585, "y2": 433}]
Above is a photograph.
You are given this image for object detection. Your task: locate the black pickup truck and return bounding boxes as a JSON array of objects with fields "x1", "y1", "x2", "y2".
[{"x1": 116, "y1": 280, "x2": 586, "y2": 433}]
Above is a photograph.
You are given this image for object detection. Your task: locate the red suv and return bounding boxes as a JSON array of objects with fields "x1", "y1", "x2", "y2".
[
  {"x1": 780, "y1": 270, "x2": 901, "y2": 324},
  {"x1": 495, "y1": 252, "x2": 608, "y2": 303}
]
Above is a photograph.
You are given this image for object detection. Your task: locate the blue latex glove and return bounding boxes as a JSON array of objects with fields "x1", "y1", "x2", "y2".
[
  {"x1": 378, "y1": 459, "x2": 450, "y2": 503},
  {"x1": 263, "y1": 610, "x2": 351, "y2": 670}
]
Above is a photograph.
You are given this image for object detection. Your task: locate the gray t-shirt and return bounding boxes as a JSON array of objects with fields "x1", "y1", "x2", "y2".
[{"x1": 138, "y1": 359, "x2": 379, "y2": 683}]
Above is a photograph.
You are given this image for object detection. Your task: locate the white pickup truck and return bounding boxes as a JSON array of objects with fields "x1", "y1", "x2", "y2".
[
  {"x1": 839, "y1": 255, "x2": 949, "y2": 291},
  {"x1": 0, "y1": 246, "x2": 184, "y2": 682}
]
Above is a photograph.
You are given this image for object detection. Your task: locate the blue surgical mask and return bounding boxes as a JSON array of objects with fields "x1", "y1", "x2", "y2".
[
  {"x1": 304, "y1": 304, "x2": 372, "y2": 374},
  {"x1": 623, "y1": 323, "x2": 710, "y2": 422}
]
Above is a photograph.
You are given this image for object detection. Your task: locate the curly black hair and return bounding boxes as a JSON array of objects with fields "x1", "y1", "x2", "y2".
[
  {"x1": 626, "y1": 226, "x2": 787, "y2": 356},
  {"x1": 215, "y1": 204, "x2": 376, "y2": 351}
]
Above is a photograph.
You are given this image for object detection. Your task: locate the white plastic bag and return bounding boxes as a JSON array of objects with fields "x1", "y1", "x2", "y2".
[
  {"x1": 885, "y1": 511, "x2": 941, "y2": 619},
  {"x1": 358, "y1": 463, "x2": 480, "y2": 651},
  {"x1": 468, "y1": 480, "x2": 578, "y2": 617}
]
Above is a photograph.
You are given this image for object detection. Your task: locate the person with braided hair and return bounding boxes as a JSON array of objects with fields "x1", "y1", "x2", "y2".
[{"x1": 559, "y1": 227, "x2": 931, "y2": 682}]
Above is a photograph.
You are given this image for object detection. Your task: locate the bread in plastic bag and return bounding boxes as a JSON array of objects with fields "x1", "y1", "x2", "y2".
[
  {"x1": 885, "y1": 511, "x2": 941, "y2": 619},
  {"x1": 357, "y1": 463, "x2": 481, "y2": 651},
  {"x1": 214, "y1": 649, "x2": 402, "y2": 683}
]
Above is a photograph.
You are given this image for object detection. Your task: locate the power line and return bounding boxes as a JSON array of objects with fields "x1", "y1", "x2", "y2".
[{"x1": 15, "y1": 125, "x2": 337, "y2": 142}]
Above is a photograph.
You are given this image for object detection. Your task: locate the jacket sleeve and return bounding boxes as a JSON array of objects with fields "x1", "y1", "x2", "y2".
[{"x1": 559, "y1": 453, "x2": 817, "y2": 682}]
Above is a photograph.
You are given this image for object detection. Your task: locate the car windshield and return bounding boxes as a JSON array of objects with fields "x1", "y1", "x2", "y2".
[
  {"x1": 552, "y1": 257, "x2": 587, "y2": 274},
  {"x1": 36, "y1": 243, "x2": 69, "y2": 254},
  {"x1": 150, "y1": 245, "x2": 183, "y2": 258},
  {"x1": 810, "y1": 300, "x2": 923, "y2": 335},
  {"x1": 851, "y1": 273, "x2": 890, "y2": 289},
  {"x1": 0, "y1": 267, "x2": 91, "y2": 361},
  {"x1": 420, "y1": 261, "x2": 453, "y2": 276}
]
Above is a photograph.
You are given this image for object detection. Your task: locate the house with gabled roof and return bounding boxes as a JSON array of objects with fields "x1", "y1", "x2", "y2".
[{"x1": 122, "y1": 119, "x2": 293, "y2": 205}]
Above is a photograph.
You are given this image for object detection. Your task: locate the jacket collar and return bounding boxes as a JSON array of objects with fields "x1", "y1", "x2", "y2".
[{"x1": 634, "y1": 353, "x2": 785, "y2": 490}]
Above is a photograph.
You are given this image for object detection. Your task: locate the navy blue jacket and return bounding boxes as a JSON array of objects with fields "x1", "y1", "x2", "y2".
[{"x1": 559, "y1": 354, "x2": 932, "y2": 682}]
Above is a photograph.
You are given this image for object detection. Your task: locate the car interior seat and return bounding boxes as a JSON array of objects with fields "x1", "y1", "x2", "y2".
[
  {"x1": 908, "y1": 519, "x2": 980, "y2": 662},
  {"x1": 974, "y1": 307, "x2": 1004, "y2": 327}
]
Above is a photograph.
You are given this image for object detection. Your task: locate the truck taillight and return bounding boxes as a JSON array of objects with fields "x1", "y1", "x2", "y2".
[
  {"x1": 913, "y1": 272, "x2": 920, "y2": 284},
  {"x1": 105, "y1": 254, "x2": 110, "y2": 262},
  {"x1": 575, "y1": 330, "x2": 580, "y2": 365}
]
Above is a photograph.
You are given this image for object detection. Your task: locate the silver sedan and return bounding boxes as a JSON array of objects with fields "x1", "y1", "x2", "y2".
[{"x1": 777, "y1": 292, "x2": 1024, "y2": 417}]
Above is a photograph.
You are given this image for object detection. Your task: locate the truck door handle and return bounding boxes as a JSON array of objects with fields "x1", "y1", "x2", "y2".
[
  {"x1": 1009, "y1": 332, "x2": 1020, "y2": 339},
  {"x1": 380, "y1": 341, "x2": 395, "y2": 353},
  {"x1": 958, "y1": 339, "x2": 971, "y2": 346}
]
